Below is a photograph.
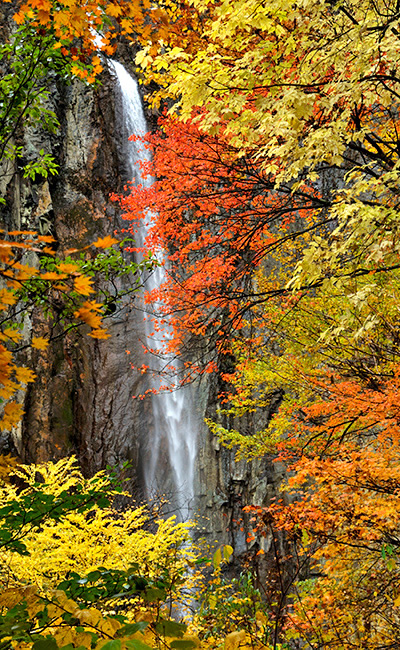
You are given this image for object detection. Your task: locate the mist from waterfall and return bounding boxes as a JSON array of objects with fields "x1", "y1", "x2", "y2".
[{"x1": 109, "y1": 60, "x2": 198, "y2": 520}]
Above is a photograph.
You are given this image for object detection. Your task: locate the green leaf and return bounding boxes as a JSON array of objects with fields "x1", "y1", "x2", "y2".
[
  {"x1": 142, "y1": 587, "x2": 166, "y2": 602},
  {"x1": 155, "y1": 619, "x2": 186, "y2": 638},
  {"x1": 99, "y1": 641, "x2": 121, "y2": 650},
  {"x1": 86, "y1": 570, "x2": 102, "y2": 582},
  {"x1": 117, "y1": 622, "x2": 148, "y2": 636},
  {"x1": 32, "y1": 639, "x2": 58, "y2": 650},
  {"x1": 170, "y1": 641, "x2": 198, "y2": 650},
  {"x1": 126, "y1": 640, "x2": 153, "y2": 650},
  {"x1": 213, "y1": 547, "x2": 222, "y2": 570}
]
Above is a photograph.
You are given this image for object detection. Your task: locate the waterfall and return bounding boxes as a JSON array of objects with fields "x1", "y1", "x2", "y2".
[{"x1": 109, "y1": 60, "x2": 198, "y2": 520}]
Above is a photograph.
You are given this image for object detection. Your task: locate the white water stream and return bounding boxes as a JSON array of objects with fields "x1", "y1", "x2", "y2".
[{"x1": 109, "y1": 60, "x2": 197, "y2": 520}]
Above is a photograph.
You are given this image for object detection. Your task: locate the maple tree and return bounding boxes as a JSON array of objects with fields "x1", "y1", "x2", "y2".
[
  {"x1": 130, "y1": 0, "x2": 400, "y2": 339},
  {"x1": 114, "y1": 113, "x2": 323, "y2": 380},
  {"x1": 11, "y1": 0, "x2": 205, "y2": 84},
  {"x1": 237, "y1": 362, "x2": 400, "y2": 647},
  {"x1": 118, "y1": 0, "x2": 400, "y2": 647},
  {"x1": 116, "y1": 0, "x2": 400, "y2": 380}
]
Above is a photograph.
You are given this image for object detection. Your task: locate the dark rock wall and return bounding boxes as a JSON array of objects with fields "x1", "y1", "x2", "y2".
[
  {"x1": 0, "y1": 55, "x2": 147, "y2": 477},
  {"x1": 196, "y1": 376, "x2": 287, "y2": 553}
]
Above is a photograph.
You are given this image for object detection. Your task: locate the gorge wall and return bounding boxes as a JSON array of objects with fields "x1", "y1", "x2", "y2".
[{"x1": 0, "y1": 31, "x2": 285, "y2": 563}]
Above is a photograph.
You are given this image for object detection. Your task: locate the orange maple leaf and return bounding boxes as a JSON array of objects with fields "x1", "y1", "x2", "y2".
[
  {"x1": 1, "y1": 402, "x2": 24, "y2": 430},
  {"x1": 1, "y1": 328, "x2": 22, "y2": 343},
  {"x1": 88, "y1": 328, "x2": 111, "y2": 339},
  {"x1": 0, "y1": 290, "x2": 17, "y2": 308},
  {"x1": 74, "y1": 275, "x2": 95, "y2": 296},
  {"x1": 31, "y1": 337, "x2": 49, "y2": 350},
  {"x1": 92, "y1": 235, "x2": 119, "y2": 248},
  {"x1": 40, "y1": 272, "x2": 66, "y2": 281},
  {"x1": 58, "y1": 262, "x2": 80, "y2": 274},
  {"x1": 15, "y1": 367, "x2": 36, "y2": 384}
]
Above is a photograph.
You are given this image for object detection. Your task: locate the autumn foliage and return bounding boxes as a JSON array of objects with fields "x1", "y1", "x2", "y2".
[
  {"x1": 114, "y1": 0, "x2": 400, "y2": 647},
  {"x1": 0, "y1": 457, "x2": 200, "y2": 650},
  {"x1": 7, "y1": 0, "x2": 400, "y2": 647},
  {"x1": 114, "y1": 114, "x2": 321, "y2": 374},
  {"x1": 0, "y1": 232, "x2": 125, "y2": 431}
]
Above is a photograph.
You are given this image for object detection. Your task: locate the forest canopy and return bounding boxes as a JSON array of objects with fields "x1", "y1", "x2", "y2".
[
  {"x1": 2, "y1": 0, "x2": 400, "y2": 648},
  {"x1": 117, "y1": 0, "x2": 400, "y2": 647}
]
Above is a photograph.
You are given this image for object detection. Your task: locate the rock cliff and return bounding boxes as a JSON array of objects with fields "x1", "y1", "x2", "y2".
[{"x1": 0, "y1": 40, "x2": 285, "y2": 564}]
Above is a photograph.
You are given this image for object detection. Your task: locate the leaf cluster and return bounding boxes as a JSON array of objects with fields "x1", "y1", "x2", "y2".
[
  {"x1": 0, "y1": 457, "x2": 198, "y2": 650},
  {"x1": 0, "y1": 231, "x2": 154, "y2": 431},
  {"x1": 120, "y1": 0, "x2": 400, "y2": 646}
]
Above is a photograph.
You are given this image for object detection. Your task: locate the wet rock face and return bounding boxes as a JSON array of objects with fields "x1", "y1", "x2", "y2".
[
  {"x1": 41, "y1": 72, "x2": 143, "y2": 475},
  {"x1": 196, "y1": 375, "x2": 286, "y2": 546},
  {"x1": 0, "y1": 57, "x2": 148, "y2": 480}
]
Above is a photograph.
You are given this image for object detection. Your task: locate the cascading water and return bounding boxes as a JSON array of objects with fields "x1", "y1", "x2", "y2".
[{"x1": 109, "y1": 60, "x2": 198, "y2": 520}]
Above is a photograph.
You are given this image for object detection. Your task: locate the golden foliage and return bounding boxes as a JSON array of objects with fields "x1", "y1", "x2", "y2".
[
  {"x1": 0, "y1": 231, "x2": 116, "y2": 432},
  {"x1": 0, "y1": 458, "x2": 198, "y2": 650}
]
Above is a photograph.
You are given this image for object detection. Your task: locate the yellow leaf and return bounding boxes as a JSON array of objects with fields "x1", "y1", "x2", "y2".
[
  {"x1": 54, "y1": 595, "x2": 79, "y2": 614},
  {"x1": 36, "y1": 8, "x2": 49, "y2": 23},
  {"x1": 74, "y1": 301, "x2": 103, "y2": 329},
  {"x1": 40, "y1": 272, "x2": 64, "y2": 280},
  {"x1": 13, "y1": 11, "x2": 26, "y2": 24},
  {"x1": 1, "y1": 401, "x2": 24, "y2": 430},
  {"x1": 0, "y1": 242, "x2": 12, "y2": 263},
  {"x1": 31, "y1": 337, "x2": 49, "y2": 350},
  {"x1": 223, "y1": 544, "x2": 233, "y2": 561},
  {"x1": 97, "y1": 616, "x2": 121, "y2": 636},
  {"x1": 0, "y1": 587, "x2": 27, "y2": 608},
  {"x1": 0, "y1": 381, "x2": 19, "y2": 400},
  {"x1": 15, "y1": 264, "x2": 40, "y2": 279},
  {"x1": 0, "y1": 453, "x2": 19, "y2": 482},
  {"x1": 213, "y1": 547, "x2": 222, "y2": 570},
  {"x1": 74, "y1": 632, "x2": 93, "y2": 649},
  {"x1": 76, "y1": 607, "x2": 102, "y2": 627},
  {"x1": 208, "y1": 594, "x2": 217, "y2": 610},
  {"x1": 255, "y1": 611, "x2": 267, "y2": 625},
  {"x1": 14, "y1": 367, "x2": 36, "y2": 384},
  {"x1": 46, "y1": 602, "x2": 64, "y2": 619},
  {"x1": 105, "y1": 3, "x2": 122, "y2": 17},
  {"x1": 58, "y1": 262, "x2": 79, "y2": 274},
  {"x1": 2, "y1": 328, "x2": 22, "y2": 343},
  {"x1": 52, "y1": 628, "x2": 75, "y2": 647},
  {"x1": 224, "y1": 630, "x2": 246, "y2": 650},
  {"x1": 0, "y1": 289, "x2": 17, "y2": 307},
  {"x1": 26, "y1": 593, "x2": 44, "y2": 618}
]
